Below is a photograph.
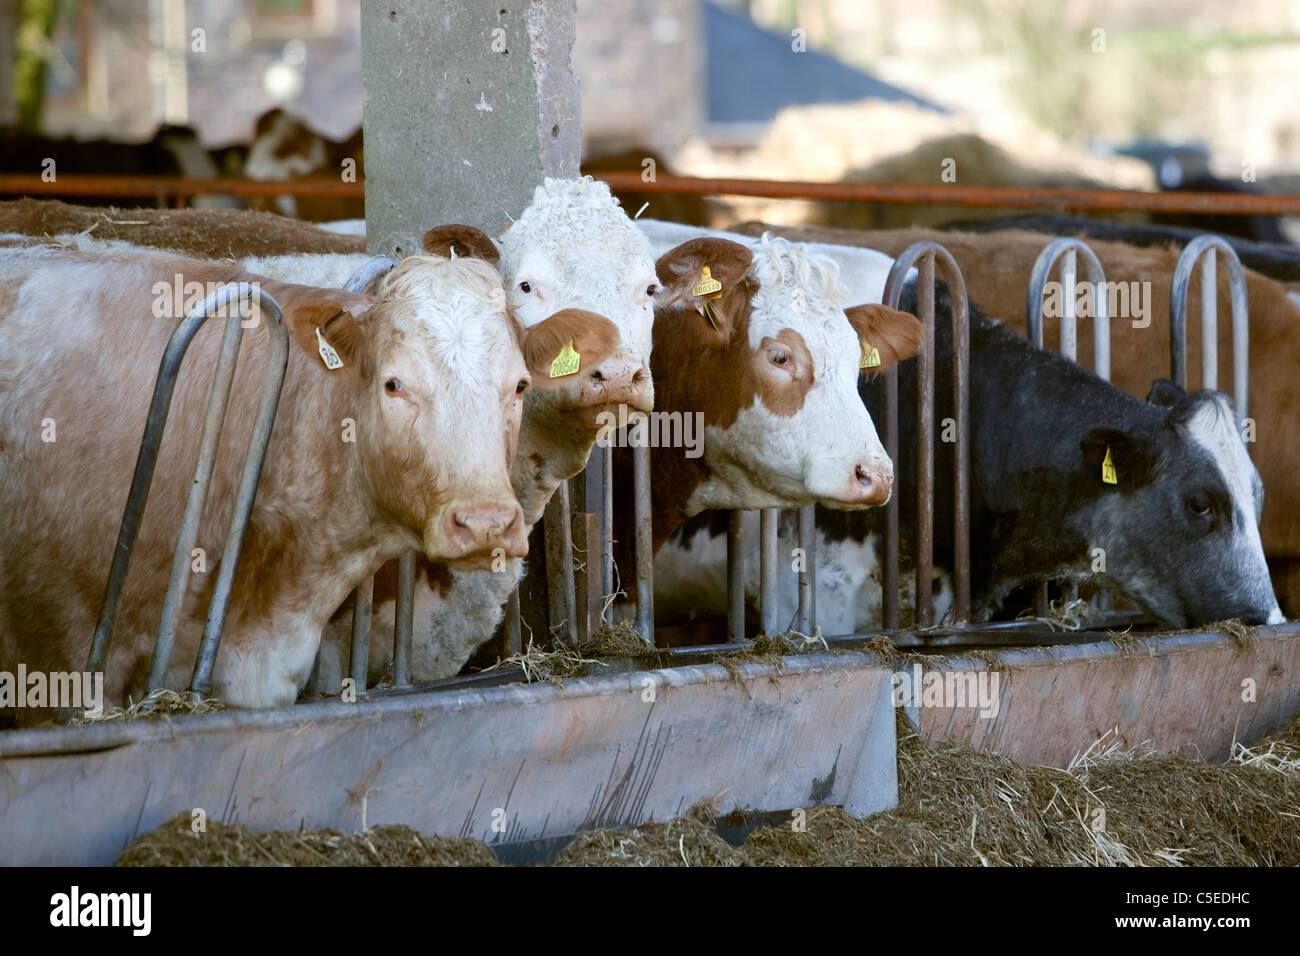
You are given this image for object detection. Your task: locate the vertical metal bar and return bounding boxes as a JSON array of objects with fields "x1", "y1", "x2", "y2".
[
  {"x1": 948, "y1": 266, "x2": 971, "y2": 626},
  {"x1": 572, "y1": 512, "x2": 600, "y2": 645},
  {"x1": 633, "y1": 441, "x2": 654, "y2": 645},
  {"x1": 189, "y1": 290, "x2": 291, "y2": 696},
  {"x1": 1061, "y1": 248, "x2": 1078, "y2": 363},
  {"x1": 543, "y1": 481, "x2": 576, "y2": 648},
  {"x1": 601, "y1": 442, "x2": 614, "y2": 612},
  {"x1": 147, "y1": 313, "x2": 245, "y2": 690},
  {"x1": 796, "y1": 505, "x2": 816, "y2": 634},
  {"x1": 504, "y1": 588, "x2": 522, "y2": 657},
  {"x1": 727, "y1": 511, "x2": 745, "y2": 643},
  {"x1": 759, "y1": 507, "x2": 779, "y2": 636},
  {"x1": 1231, "y1": 268, "x2": 1249, "y2": 430},
  {"x1": 1201, "y1": 248, "x2": 1218, "y2": 391},
  {"x1": 349, "y1": 575, "x2": 373, "y2": 691},
  {"x1": 883, "y1": 365, "x2": 900, "y2": 631},
  {"x1": 392, "y1": 551, "x2": 414, "y2": 687},
  {"x1": 915, "y1": 254, "x2": 935, "y2": 627}
]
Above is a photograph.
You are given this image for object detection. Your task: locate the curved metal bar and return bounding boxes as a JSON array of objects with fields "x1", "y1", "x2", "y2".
[
  {"x1": 882, "y1": 241, "x2": 972, "y2": 626},
  {"x1": 1026, "y1": 237, "x2": 1110, "y2": 379},
  {"x1": 188, "y1": 290, "x2": 291, "y2": 696},
  {"x1": 147, "y1": 286, "x2": 259, "y2": 689},
  {"x1": 89, "y1": 283, "x2": 287, "y2": 676},
  {"x1": 1025, "y1": 238, "x2": 1110, "y2": 613},
  {"x1": 1170, "y1": 235, "x2": 1250, "y2": 425},
  {"x1": 343, "y1": 256, "x2": 399, "y2": 294}
]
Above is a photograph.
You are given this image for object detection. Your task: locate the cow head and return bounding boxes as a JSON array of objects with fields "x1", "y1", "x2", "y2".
[
  {"x1": 282, "y1": 256, "x2": 617, "y2": 569},
  {"x1": 491, "y1": 177, "x2": 658, "y2": 432},
  {"x1": 652, "y1": 235, "x2": 923, "y2": 513},
  {"x1": 1075, "y1": 380, "x2": 1283, "y2": 627}
]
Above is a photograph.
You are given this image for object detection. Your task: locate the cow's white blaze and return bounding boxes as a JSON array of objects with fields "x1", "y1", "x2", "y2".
[{"x1": 1184, "y1": 397, "x2": 1284, "y2": 625}]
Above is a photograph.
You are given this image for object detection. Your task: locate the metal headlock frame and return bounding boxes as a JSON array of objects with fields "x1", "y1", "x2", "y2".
[
  {"x1": 881, "y1": 242, "x2": 972, "y2": 629},
  {"x1": 1170, "y1": 235, "x2": 1250, "y2": 428},
  {"x1": 1025, "y1": 238, "x2": 1112, "y2": 614},
  {"x1": 87, "y1": 283, "x2": 290, "y2": 697}
]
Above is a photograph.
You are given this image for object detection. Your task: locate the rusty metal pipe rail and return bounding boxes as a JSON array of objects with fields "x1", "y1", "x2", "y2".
[
  {"x1": 88, "y1": 283, "x2": 290, "y2": 698},
  {"x1": 9, "y1": 173, "x2": 1300, "y2": 218},
  {"x1": 0, "y1": 173, "x2": 364, "y2": 200},
  {"x1": 597, "y1": 173, "x2": 1300, "y2": 216}
]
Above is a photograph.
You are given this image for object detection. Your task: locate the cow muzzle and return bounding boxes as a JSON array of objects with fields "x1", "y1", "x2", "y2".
[
  {"x1": 827, "y1": 458, "x2": 893, "y2": 509},
  {"x1": 425, "y1": 500, "x2": 528, "y2": 567},
  {"x1": 581, "y1": 356, "x2": 653, "y2": 413}
]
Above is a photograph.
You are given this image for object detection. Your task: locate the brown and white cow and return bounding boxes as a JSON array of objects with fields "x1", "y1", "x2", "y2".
[
  {"x1": 612, "y1": 235, "x2": 924, "y2": 563},
  {"x1": 0, "y1": 244, "x2": 616, "y2": 718}
]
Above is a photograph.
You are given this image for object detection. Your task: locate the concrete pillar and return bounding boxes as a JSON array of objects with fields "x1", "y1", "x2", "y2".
[{"x1": 360, "y1": 0, "x2": 581, "y2": 257}]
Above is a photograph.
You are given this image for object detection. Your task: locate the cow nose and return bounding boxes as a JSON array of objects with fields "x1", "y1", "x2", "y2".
[
  {"x1": 441, "y1": 502, "x2": 527, "y2": 559},
  {"x1": 585, "y1": 357, "x2": 653, "y2": 412},
  {"x1": 851, "y1": 460, "x2": 893, "y2": 507}
]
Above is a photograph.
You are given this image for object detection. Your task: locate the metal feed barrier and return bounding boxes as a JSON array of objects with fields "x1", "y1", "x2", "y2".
[
  {"x1": 1025, "y1": 238, "x2": 1112, "y2": 614},
  {"x1": 67, "y1": 184, "x2": 1263, "y2": 706},
  {"x1": 86, "y1": 283, "x2": 290, "y2": 697},
  {"x1": 1170, "y1": 235, "x2": 1250, "y2": 425}
]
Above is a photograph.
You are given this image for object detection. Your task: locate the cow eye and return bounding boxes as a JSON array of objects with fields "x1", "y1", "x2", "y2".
[
  {"x1": 646, "y1": 283, "x2": 659, "y2": 296},
  {"x1": 516, "y1": 379, "x2": 529, "y2": 395},
  {"x1": 1187, "y1": 496, "x2": 1211, "y2": 518},
  {"x1": 518, "y1": 281, "x2": 533, "y2": 294},
  {"x1": 769, "y1": 350, "x2": 790, "y2": 367},
  {"x1": 384, "y1": 378, "x2": 404, "y2": 394}
]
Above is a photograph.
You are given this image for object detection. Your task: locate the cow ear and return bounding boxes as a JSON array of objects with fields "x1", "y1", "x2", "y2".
[
  {"x1": 422, "y1": 224, "x2": 500, "y2": 265},
  {"x1": 655, "y1": 238, "x2": 753, "y2": 336},
  {"x1": 1146, "y1": 378, "x2": 1187, "y2": 407},
  {"x1": 844, "y1": 304, "x2": 923, "y2": 373},
  {"x1": 520, "y1": 308, "x2": 622, "y2": 387},
  {"x1": 284, "y1": 296, "x2": 368, "y2": 373},
  {"x1": 1081, "y1": 429, "x2": 1153, "y2": 490}
]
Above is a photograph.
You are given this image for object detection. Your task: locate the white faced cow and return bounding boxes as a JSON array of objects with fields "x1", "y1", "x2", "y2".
[{"x1": 611, "y1": 234, "x2": 923, "y2": 565}]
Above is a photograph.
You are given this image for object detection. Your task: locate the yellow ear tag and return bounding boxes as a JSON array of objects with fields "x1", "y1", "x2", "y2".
[
  {"x1": 549, "y1": 339, "x2": 581, "y2": 378},
  {"x1": 315, "y1": 327, "x2": 344, "y2": 370},
  {"x1": 859, "y1": 338, "x2": 881, "y2": 369},
  {"x1": 1101, "y1": 445, "x2": 1118, "y2": 485},
  {"x1": 692, "y1": 266, "x2": 723, "y2": 298}
]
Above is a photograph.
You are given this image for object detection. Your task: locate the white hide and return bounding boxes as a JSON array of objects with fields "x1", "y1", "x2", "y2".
[
  {"x1": 651, "y1": 511, "x2": 953, "y2": 636},
  {"x1": 635, "y1": 218, "x2": 903, "y2": 310}
]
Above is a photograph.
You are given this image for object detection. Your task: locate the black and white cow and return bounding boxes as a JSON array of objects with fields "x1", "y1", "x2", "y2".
[{"x1": 656, "y1": 280, "x2": 1285, "y2": 632}]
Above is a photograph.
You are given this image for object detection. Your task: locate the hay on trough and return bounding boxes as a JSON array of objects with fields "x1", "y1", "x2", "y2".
[
  {"x1": 74, "y1": 687, "x2": 225, "y2": 724},
  {"x1": 479, "y1": 637, "x2": 603, "y2": 685}
]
